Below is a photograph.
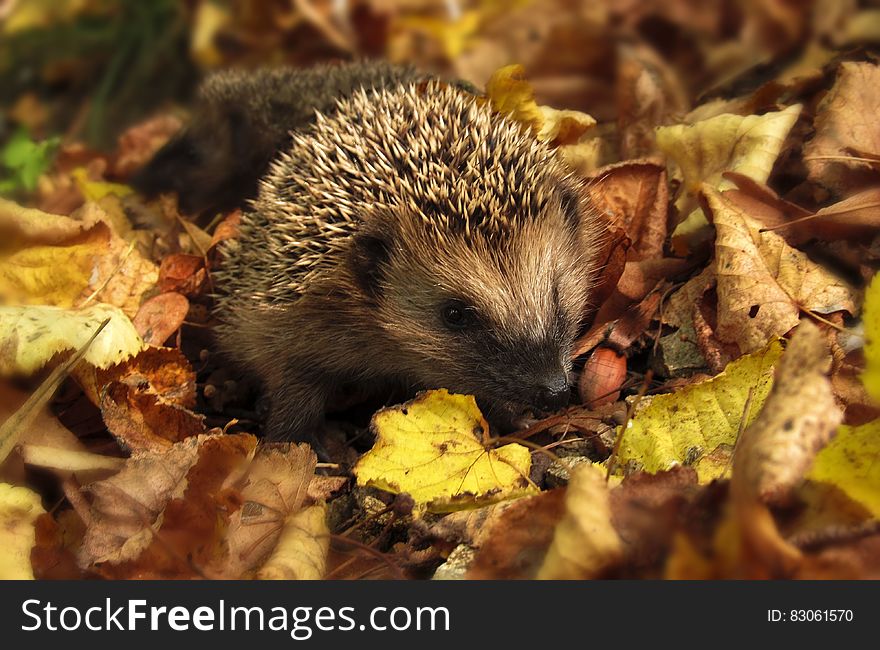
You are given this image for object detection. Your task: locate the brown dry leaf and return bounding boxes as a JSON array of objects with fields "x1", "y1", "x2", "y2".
[
  {"x1": 731, "y1": 321, "x2": 843, "y2": 575},
  {"x1": 221, "y1": 443, "x2": 317, "y2": 579},
  {"x1": 610, "y1": 468, "x2": 699, "y2": 576},
  {"x1": 586, "y1": 159, "x2": 669, "y2": 259},
  {"x1": 31, "y1": 511, "x2": 84, "y2": 580},
  {"x1": 467, "y1": 490, "x2": 566, "y2": 579},
  {"x1": 99, "y1": 384, "x2": 205, "y2": 453},
  {"x1": 804, "y1": 62, "x2": 880, "y2": 193},
  {"x1": 706, "y1": 187, "x2": 859, "y2": 354},
  {"x1": 158, "y1": 254, "x2": 208, "y2": 297},
  {"x1": 616, "y1": 44, "x2": 689, "y2": 159},
  {"x1": 132, "y1": 293, "x2": 190, "y2": 346},
  {"x1": 537, "y1": 463, "x2": 622, "y2": 579},
  {"x1": 113, "y1": 114, "x2": 183, "y2": 178},
  {"x1": 81, "y1": 433, "x2": 257, "y2": 578},
  {"x1": 256, "y1": 504, "x2": 329, "y2": 580},
  {"x1": 78, "y1": 346, "x2": 197, "y2": 408}
]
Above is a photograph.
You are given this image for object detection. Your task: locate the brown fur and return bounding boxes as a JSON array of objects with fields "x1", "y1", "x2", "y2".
[{"x1": 213, "y1": 75, "x2": 604, "y2": 441}]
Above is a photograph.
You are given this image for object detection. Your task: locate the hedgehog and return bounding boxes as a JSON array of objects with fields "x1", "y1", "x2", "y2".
[
  {"x1": 131, "y1": 62, "x2": 427, "y2": 216},
  {"x1": 193, "y1": 63, "x2": 605, "y2": 443}
]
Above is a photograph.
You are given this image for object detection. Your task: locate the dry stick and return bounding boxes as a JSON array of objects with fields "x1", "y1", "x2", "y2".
[
  {"x1": 325, "y1": 534, "x2": 407, "y2": 580},
  {"x1": 0, "y1": 318, "x2": 110, "y2": 464},
  {"x1": 803, "y1": 154, "x2": 880, "y2": 165},
  {"x1": 789, "y1": 520, "x2": 880, "y2": 552},
  {"x1": 798, "y1": 306, "x2": 848, "y2": 333},
  {"x1": 724, "y1": 386, "x2": 756, "y2": 479},
  {"x1": 759, "y1": 201, "x2": 880, "y2": 233},
  {"x1": 605, "y1": 370, "x2": 653, "y2": 481}
]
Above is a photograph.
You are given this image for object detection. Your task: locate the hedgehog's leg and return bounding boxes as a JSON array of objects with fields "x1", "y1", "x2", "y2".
[{"x1": 263, "y1": 367, "x2": 333, "y2": 445}]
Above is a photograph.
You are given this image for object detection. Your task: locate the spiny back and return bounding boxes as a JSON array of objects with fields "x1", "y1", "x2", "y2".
[{"x1": 218, "y1": 82, "x2": 569, "y2": 307}]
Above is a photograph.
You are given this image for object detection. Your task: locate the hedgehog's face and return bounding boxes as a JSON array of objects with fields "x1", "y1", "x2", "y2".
[{"x1": 350, "y1": 186, "x2": 599, "y2": 425}]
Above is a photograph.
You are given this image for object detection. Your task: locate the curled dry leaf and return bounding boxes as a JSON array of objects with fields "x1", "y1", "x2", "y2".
[
  {"x1": 656, "y1": 104, "x2": 801, "y2": 252},
  {"x1": 731, "y1": 321, "x2": 842, "y2": 575},
  {"x1": 256, "y1": 504, "x2": 329, "y2": 580},
  {"x1": 706, "y1": 187, "x2": 859, "y2": 354},
  {"x1": 586, "y1": 159, "x2": 669, "y2": 259},
  {"x1": 73, "y1": 346, "x2": 203, "y2": 453},
  {"x1": 537, "y1": 463, "x2": 622, "y2": 579},
  {"x1": 99, "y1": 382, "x2": 206, "y2": 453},
  {"x1": 0, "y1": 483, "x2": 45, "y2": 579},
  {"x1": 804, "y1": 62, "x2": 880, "y2": 193},
  {"x1": 733, "y1": 321, "x2": 842, "y2": 505}
]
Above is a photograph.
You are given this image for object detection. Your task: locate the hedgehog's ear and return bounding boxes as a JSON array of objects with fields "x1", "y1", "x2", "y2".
[{"x1": 349, "y1": 230, "x2": 393, "y2": 299}]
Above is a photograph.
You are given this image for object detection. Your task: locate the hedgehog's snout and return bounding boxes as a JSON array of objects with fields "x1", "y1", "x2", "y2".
[{"x1": 531, "y1": 373, "x2": 571, "y2": 412}]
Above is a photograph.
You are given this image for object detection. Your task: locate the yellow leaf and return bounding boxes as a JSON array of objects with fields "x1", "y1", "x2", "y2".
[
  {"x1": 809, "y1": 420, "x2": 880, "y2": 517},
  {"x1": 486, "y1": 64, "x2": 545, "y2": 134},
  {"x1": 537, "y1": 464, "x2": 621, "y2": 579},
  {"x1": 862, "y1": 274, "x2": 880, "y2": 403},
  {"x1": 71, "y1": 168, "x2": 133, "y2": 202},
  {"x1": 257, "y1": 504, "x2": 329, "y2": 580},
  {"x1": 0, "y1": 483, "x2": 45, "y2": 580},
  {"x1": 190, "y1": 0, "x2": 231, "y2": 68},
  {"x1": 0, "y1": 303, "x2": 144, "y2": 376},
  {"x1": 397, "y1": 11, "x2": 482, "y2": 59},
  {"x1": 656, "y1": 104, "x2": 801, "y2": 253},
  {"x1": 353, "y1": 390, "x2": 536, "y2": 513},
  {"x1": 616, "y1": 340, "x2": 784, "y2": 480},
  {"x1": 0, "y1": 227, "x2": 106, "y2": 308},
  {"x1": 487, "y1": 65, "x2": 596, "y2": 146},
  {"x1": 0, "y1": 199, "x2": 157, "y2": 316}
]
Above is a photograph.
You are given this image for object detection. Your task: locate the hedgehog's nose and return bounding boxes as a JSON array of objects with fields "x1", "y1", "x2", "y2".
[{"x1": 533, "y1": 375, "x2": 571, "y2": 412}]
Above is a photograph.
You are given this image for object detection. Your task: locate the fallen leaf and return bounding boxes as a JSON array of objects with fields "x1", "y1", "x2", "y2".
[
  {"x1": 353, "y1": 390, "x2": 537, "y2": 513},
  {"x1": 804, "y1": 62, "x2": 880, "y2": 193},
  {"x1": 467, "y1": 490, "x2": 566, "y2": 579},
  {"x1": 656, "y1": 104, "x2": 801, "y2": 253},
  {"x1": 615, "y1": 340, "x2": 783, "y2": 479},
  {"x1": 256, "y1": 504, "x2": 329, "y2": 580},
  {"x1": 586, "y1": 159, "x2": 669, "y2": 259},
  {"x1": 222, "y1": 443, "x2": 317, "y2": 579},
  {"x1": 158, "y1": 254, "x2": 208, "y2": 297},
  {"x1": 537, "y1": 464, "x2": 622, "y2": 579},
  {"x1": 132, "y1": 292, "x2": 190, "y2": 346},
  {"x1": 81, "y1": 433, "x2": 257, "y2": 578},
  {"x1": 0, "y1": 199, "x2": 157, "y2": 316},
  {"x1": 0, "y1": 303, "x2": 144, "y2": 376},
  {"x1": 861, "y1": 274, "x2": 880, "y2": 403},
  {"x1": 706, "y1": 187, "x2": 859, "y2": 354},
  {"x1": 733, "y1": 321, "x2": 842, "y2": 505},
  {"x1": 731, "y1": 322, "x2": 842, "y2": 575},
  {"x1": 0, "y1": 483, "x2": 45, "y2": 579},
  {"x1": 809, "y1": 420, "x2": 880, "y2": 517}
]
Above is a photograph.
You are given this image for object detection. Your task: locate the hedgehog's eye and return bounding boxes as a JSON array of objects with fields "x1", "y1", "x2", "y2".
[{"x1": 441, "y1": 300, "x2": 476, "y2": 331}]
